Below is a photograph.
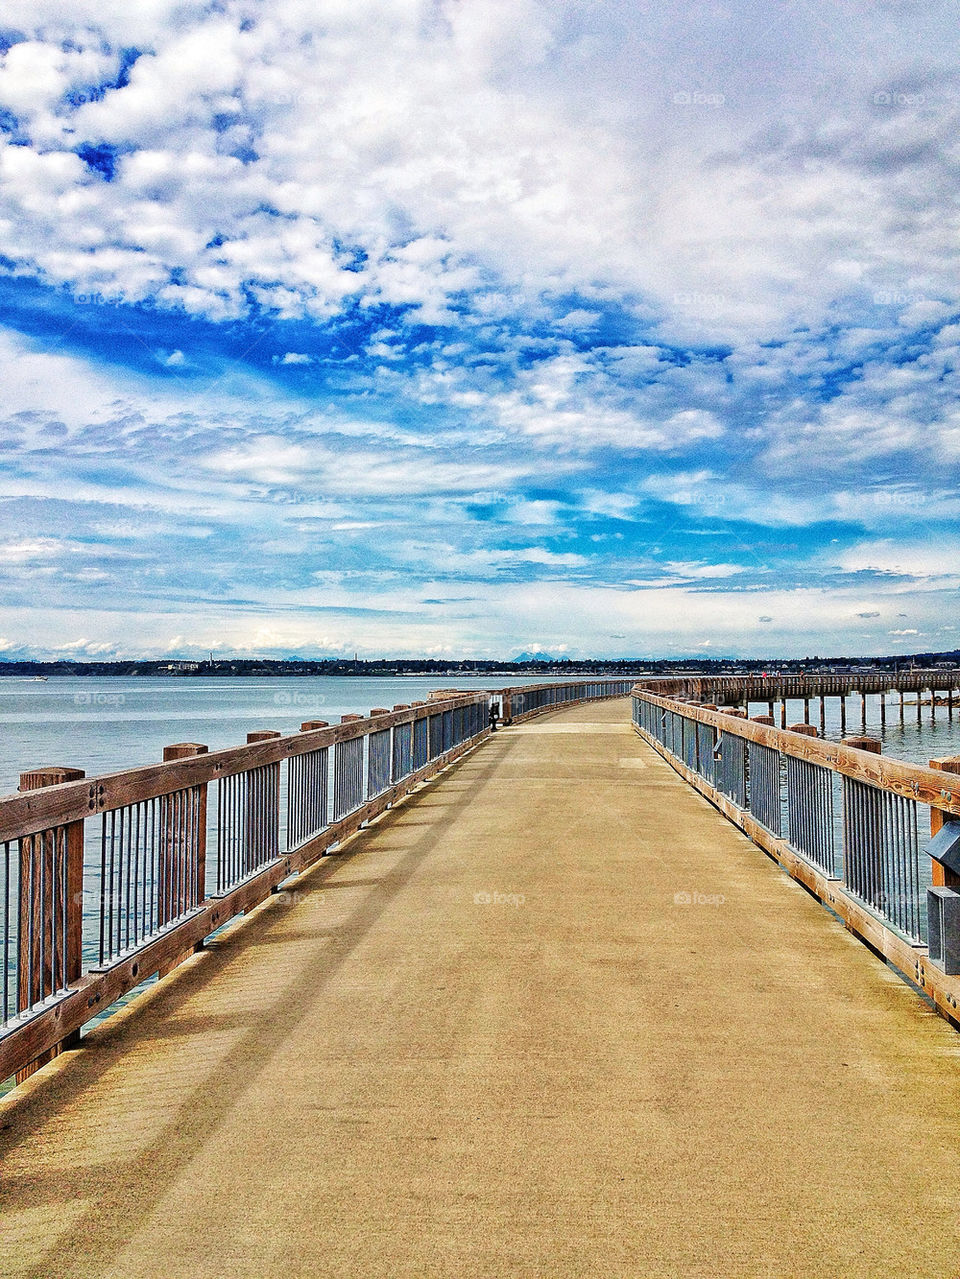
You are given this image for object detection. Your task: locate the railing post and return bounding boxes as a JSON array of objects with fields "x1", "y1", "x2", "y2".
[
  {"x1": 300, "y1": 720, "x2": 329, "y2": 731},
  {"x1": 789, "y1": 724, "x2": 818, "y2": 738},
  {"x1": 842, "y1": 736, "x2": 881, "y2": 754},
  {"x1": 162, "y1": 744, "x2": 208, "y2": 914},
  {"x1": 930, "y1": 756, "x2": 960, "y2": 889},
  {"x1": 17, "y1": 765, "x2": 85, "y2": 1082}
]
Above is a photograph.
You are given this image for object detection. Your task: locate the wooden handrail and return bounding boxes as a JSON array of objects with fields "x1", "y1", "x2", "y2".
[{"x1": 632, "y1": 688, "x2": 960, "y2": 816}]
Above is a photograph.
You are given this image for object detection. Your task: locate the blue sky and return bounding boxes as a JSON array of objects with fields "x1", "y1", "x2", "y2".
[{"x1": 0, "y1": 0, "x2": 958, "y2": 660}]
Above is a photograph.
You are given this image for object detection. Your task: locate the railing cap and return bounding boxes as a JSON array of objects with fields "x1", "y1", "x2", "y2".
[
  {"x1": 162, "y1": 742, "x2": 208, "y2": 761},
  {"x1": 20, "y1": 766, "x2": 85, "y2": 791}
]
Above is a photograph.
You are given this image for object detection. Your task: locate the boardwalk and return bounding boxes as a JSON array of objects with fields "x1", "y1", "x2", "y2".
[{"x1": 3, "y1": 699, "x2": 960, "y2": 1277}]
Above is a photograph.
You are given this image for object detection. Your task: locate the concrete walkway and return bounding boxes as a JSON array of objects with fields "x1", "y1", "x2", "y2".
[{"x1": 2, "y1": 700, "x2": 960, "y2": 1278}]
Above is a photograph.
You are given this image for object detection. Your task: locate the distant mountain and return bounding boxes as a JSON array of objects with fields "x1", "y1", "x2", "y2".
[{"x1": 511, "y1": 651, "x2": 557, "y2": 663}]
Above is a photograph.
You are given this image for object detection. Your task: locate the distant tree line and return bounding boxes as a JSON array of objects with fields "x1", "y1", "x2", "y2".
[{"x1": 1, "y1": 650, "x2": 958, "y2": 678}]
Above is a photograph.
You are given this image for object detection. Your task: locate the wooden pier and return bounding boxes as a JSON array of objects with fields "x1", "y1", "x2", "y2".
[
  {"x1": 3, "y1": 675, "x2": 960, "y2": 1275},
  {"x1": 4, "y1": 697, "x2": 960, "y2": 1276}
]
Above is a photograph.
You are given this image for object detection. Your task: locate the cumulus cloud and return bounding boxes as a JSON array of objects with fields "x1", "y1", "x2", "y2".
[{"x1": 0, "y1": 1, "x2": 958, "y2": 656}]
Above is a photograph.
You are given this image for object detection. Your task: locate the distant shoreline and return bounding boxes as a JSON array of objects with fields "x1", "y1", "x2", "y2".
[{"x1": 1, "y1": 650, "x2": 959, "y2": 679}]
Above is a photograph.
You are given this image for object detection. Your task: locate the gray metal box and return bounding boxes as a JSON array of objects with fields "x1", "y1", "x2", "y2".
[
  {"x1": 929, "y1": 820, "x2": 960, "y2": 876},
  {"x1": 927, "y1": 886, "x2": 960, "y2": 976}
]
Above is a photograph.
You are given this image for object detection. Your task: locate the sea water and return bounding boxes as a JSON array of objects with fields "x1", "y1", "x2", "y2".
[{"x1": 1, "y1": 679, "x2": 958, "y2": 795}]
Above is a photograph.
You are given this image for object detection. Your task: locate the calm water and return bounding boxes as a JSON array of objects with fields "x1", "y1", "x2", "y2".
[
  {"x1": 0, "y1": 675, "x2": 528, "y2": 796},
  {"x1": 752, "y1": 693, "x2": 960, "y2": 767},
  {"x1": 1, "y1": 678, "x2": 958, "y2": 796}
]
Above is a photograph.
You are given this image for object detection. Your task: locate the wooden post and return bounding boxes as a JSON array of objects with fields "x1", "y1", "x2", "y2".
[
  {"x1": 237, "y1": 732, "x2": 281, "y2": 926},
  {"x1": 340, "y1": 714, "x2": 362, "y2": 724},
  {"x1": 300, "y1": 720, "x2": 329, "y2": 731},
  {"x1": 860, "y1": 691, "x2": 867, "y2": 733},
  {"x1": 751, "y1": 715, "x2": 774, "y2": 725},
  {"x1": 840, "y1": 697, "x2": 847, "y2": 735},
  {"x1": 159, "y1": 744, "x2": 208, "y2": 946},
  {"x1": 930, "y1": 757, "x2": 960, "y2": 889},
  {"x1": 369, "y1": 708, "x2": 390, "y2": 717},
  {"x1": 767, "y1": 700, "x2": 775, "y2": 719},
  {"x1": 392, "y1": 704, "x2": 410, "y2": 712},
  {"x1": 918, "y1": 689, "x2": 923, "y2": 725},
  {"x1": 819, "y1": 697, "x2": 826, "y2": 734},
  {"x1": 842, "y1": 736, "x2": 881, "y2": 754},
  {"x1": 789, "y1": 724, "x2": 818, "y2": 738},
  {"x1": 880, "y1": 692, "x2": 886, "y2": 729},
  {"x1": 899, "y1": 688, "x2": 905, "y2": 725},
  {"x1": 779, "y1": 700, "x2": 787, "y2": 729},
  {"x1": 803, "y1": 698, "x2": 810, "y2": 725},
  {"x1": 17, "y1": 766, "x2": 85, "y2": 1082}
]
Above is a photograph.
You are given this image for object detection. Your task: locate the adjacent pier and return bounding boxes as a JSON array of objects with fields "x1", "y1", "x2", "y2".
[{"x1": 3, "y1": 697, "x2": 960, "y2": 1276}]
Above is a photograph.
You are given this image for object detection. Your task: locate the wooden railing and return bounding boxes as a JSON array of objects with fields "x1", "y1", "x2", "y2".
[
  {"x1": 0, "y1": 694, "x2": 491, "y2": 1086},
  {"x1": 496, "y1": 678, "x2": 636, "y2": 723},
  {"x1": 641, "y1": 669, "x2": 960, "y2": 705},
  {"x1": 632, "y1": 686, "x2": 960, "y2": 1026}
]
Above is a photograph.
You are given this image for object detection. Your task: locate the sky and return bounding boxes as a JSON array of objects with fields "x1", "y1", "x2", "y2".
[{"x1": 0, "y1": 0, "x2": 958, "y2": 661}]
